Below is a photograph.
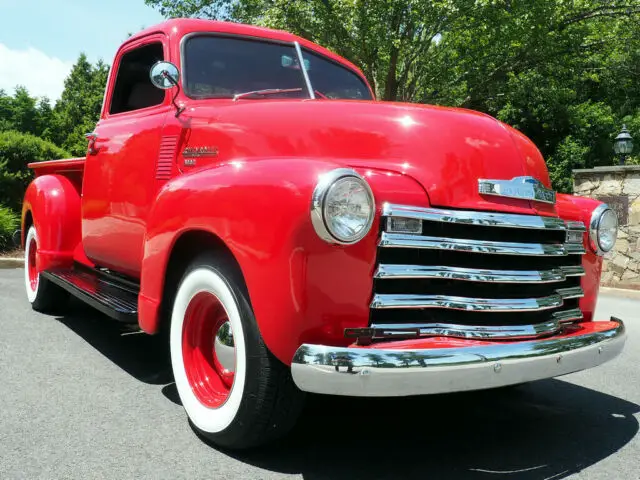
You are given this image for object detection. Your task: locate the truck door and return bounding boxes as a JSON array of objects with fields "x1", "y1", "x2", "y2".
[{"x1": 82, "y1": 35, "x2": 171, "y2": 278}]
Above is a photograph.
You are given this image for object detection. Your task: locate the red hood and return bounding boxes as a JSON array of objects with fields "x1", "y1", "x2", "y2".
[{"x1": 184, "y1": 99, "x2": 555, "y2": 215}]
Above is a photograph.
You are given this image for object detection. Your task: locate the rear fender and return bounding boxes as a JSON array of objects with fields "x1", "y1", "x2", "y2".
[{"x1": 22, "y1": 174, "x2": 82, "y2": 272}]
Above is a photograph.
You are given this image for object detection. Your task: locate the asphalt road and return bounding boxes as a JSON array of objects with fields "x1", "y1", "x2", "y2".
[{"x1": 1, "y1": 267, "x2": 639, "y2": 480}]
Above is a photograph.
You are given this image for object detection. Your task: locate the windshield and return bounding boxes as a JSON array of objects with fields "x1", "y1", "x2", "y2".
[{"x1": 183, "y1": 35, "x2": 372, "y2": 101}]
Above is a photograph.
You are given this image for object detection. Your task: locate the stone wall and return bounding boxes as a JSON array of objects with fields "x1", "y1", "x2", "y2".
[{"x1": 574, "y1": 165, "x2": 640, "y2": 289}]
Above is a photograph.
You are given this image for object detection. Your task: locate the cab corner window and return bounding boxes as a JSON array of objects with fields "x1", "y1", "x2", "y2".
[{"x1": 110, "y1": 43, "x2": 165, "y2": 115}]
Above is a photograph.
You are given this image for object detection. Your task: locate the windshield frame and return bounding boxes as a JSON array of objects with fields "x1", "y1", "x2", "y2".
[{"x1": 179, "y1": 32, "x2": 369, "y2": 101}]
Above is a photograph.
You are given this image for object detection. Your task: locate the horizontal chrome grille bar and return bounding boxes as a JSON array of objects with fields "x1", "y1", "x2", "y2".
[
  {"x1": 566, "y1": 221, "x2": 587, "y2": 232},
  {"x1": 383, "y1": 203, "x2": 578, "y2": 231},
  {"x1": 556, "y1": 287, "x2": 585, "y2": 299},
  {"x1": 552, "y1": 308, "x2": 584, "y2": 323},
  {"x1": 379, "y1": 232, "x2": 586, "y2": 256},
  {"x1": 362, "y1": 320, "x2": 562, "y2": 341},
  {"x1": 370, "y1": 293, "x2": 564, "y2": 312},
  {"x1": 374, "y1": 264, "x2": 585, "y2": 283}
]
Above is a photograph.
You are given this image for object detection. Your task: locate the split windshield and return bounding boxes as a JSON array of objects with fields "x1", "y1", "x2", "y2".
[{"x1": 183, "y1": 35, "x2": 372, "y2": 100}]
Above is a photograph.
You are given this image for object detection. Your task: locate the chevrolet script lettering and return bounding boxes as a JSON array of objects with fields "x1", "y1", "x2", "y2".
[
  {"x1": 183, "y1": 146, "x2": 219, "y2": 158},
  {"x1": 478, "y1": 176, "x2": 556, "y2": 204}
]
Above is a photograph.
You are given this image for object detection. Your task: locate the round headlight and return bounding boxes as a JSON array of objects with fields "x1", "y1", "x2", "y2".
[
  {"x1": 590, "y1": 204, "x2": 618, "y2": 255},
  {"x1": 311, "y1": 169, "x2": 375, "y2": 244}
]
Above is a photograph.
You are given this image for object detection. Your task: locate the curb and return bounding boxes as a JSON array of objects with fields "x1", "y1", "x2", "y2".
[
  {"x1": 600, "y1": 286, "x2": 640, "y2": 300},
  {"x1": 0, "y1": 258, "x2": 23, "y2": 268}
]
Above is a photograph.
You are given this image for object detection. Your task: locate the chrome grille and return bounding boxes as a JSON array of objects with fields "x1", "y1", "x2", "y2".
[{"x1": 365, "y1": 204, "x2": 586, "y2": 343}]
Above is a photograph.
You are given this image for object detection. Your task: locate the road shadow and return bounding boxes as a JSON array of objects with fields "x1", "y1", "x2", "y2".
[
  {"x1": 225, "y1": 382, "x2": 639, "y2": 480},
  {"x1": 55, "y1": 300, "x2": 639, "y2": 479},
  {"x1": 55, "y1": 298, "x2": 172, "y2": 385}
]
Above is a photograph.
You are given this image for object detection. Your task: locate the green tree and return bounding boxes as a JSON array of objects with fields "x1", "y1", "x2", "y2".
[
  {"x1": 52, "y1": 54, "x2": 109, "y2": 156},
  {"x1": 147, "y1": 0, "x2": 473, "y2": 100},
  {"x1": 0, "y1": 88, "x2": 57, "y2": 139},
  {"x1": 9, "y1": 86, "x2": 38, "y2": 135},
  {"x1": 35, "y1": 97, "x2": 55, "y2": 141}
]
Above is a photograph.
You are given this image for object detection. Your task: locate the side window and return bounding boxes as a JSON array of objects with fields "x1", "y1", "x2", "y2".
[
  {"x1": 110, "y1": 43, "x2": 165, "y2": 115},
  {"x1": 302, "y1": 49, "x2": 372, "y2": 100}
]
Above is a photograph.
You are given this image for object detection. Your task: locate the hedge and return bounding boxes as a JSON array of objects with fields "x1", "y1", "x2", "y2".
[
  {"x1": 0, "y1": 130, "x2": 70, "y2": 212},
  {"x1": 0, "y1": 205, "x2": 18, "y2": 252}
]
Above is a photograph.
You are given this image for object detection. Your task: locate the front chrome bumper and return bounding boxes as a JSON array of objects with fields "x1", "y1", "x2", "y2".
[{"x1": 291, "y1": 318, "x2": 626, "y2": 397}]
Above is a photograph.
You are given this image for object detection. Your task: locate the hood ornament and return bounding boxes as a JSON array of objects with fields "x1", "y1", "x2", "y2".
[{"x1": 478, "y1": 176, "x2": 556, "y2": 204}]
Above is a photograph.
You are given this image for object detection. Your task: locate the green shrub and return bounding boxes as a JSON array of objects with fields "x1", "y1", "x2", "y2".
[
  {"x1": 0, "y1": 130, "x2": 70, "y2": 212},
  {"x1": 0, "y1": 205, "x2": 19, "y2": 252}
]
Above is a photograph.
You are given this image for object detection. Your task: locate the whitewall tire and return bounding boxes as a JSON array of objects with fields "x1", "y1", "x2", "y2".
[
  {"x1": 24, "y1": 225, "x2": 68, "y2": 312},
  {"x1": 169, "y1": 254, "x2": 305, "y2": 449}
]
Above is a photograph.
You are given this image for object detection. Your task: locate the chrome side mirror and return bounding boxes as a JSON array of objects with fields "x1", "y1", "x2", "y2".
[{"x1": 150, "y1": 61, "x2": 180, "y2": 89}]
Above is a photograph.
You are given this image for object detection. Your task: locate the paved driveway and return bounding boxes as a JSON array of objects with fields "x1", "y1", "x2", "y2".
[{"x1": 0, "y1": 267, "x2": 638, "y2": 479}]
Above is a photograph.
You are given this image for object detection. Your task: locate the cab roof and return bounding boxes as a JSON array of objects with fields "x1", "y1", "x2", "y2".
[{"x1": 124, "y1": 18, "x2": 367, "y2": 83}]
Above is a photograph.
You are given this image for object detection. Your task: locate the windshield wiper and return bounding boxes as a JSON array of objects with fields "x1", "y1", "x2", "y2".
[{"x1": 232, "y1": 88, "x2": 304, "y2": 101}]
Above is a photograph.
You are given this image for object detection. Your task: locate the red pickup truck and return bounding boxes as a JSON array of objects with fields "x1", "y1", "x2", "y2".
[{"x1": 22, "y1": 19, "x2": 625, "y2": 449}]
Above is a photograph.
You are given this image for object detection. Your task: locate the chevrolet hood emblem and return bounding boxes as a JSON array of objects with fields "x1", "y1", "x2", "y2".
[{"x1": 478, "y1": 176, "x2": 556, "y2": 204}]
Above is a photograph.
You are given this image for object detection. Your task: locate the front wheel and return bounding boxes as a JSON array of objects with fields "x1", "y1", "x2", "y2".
[
  {"x1": 170, "y1": 255, "x2": 305, "y2": 449},
  {"x1": 24, "y1": 225, "x2": 68, "y2": 313}
]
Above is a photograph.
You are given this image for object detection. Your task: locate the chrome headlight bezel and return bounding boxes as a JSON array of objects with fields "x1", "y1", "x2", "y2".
[
  {"x1": 589, "y1": 203, "x2": 618, "y2": 255},
  {"x1": 311, "y1": 168, "x2": 375, "y2": 245}
]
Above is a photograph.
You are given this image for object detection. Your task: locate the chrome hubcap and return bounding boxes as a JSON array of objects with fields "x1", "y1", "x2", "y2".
[{"x1": 214, "y1": 321, "x2": 235, "y2": 375}]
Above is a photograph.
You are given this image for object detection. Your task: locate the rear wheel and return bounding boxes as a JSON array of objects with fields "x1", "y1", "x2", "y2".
[
  {"x1": 170, "y1": 255, "x2": 304, "y2": 449},
  {"x1": 24, "y1": 225, "x2": 68, "y2": 313}
]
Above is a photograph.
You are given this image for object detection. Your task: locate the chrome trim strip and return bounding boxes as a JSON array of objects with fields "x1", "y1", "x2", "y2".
[
  {"x1": 382, "y1": 203, "x2": 567, "y2": 230},
  {"x1": 294, "y1": 41, "x2": 316, "y2": 99},
  {"x1": 552, "y1": 308, "x2": 584, "y2": 323},
  {"x1": 379, "y1": 232, "x2": 586, "y2": 256},
  {"x1": 291, "y1": 318, "x2": 626, "y2": 397},
  {"x1": 370, "y1": 293, "x2": 564, "y2": 311},
  {"x1": 374, "y1": 264, "x2": 585, "y2": 283}
]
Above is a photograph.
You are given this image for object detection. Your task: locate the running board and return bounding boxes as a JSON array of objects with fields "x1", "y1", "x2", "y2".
[{"x1": 42, "y1": 267, "x2": 138, "y2": 323}]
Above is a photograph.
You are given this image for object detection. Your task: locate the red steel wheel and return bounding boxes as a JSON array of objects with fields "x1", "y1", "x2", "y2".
[
  {"x1": 27, "y1": 233, "x2": 38, "y2": 294},
  {"x1": 182, "y1": 291, "x2": 236, "y2": 408}
]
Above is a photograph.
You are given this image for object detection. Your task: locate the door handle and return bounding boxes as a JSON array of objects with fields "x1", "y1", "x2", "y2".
[{"x1": 85, "y1": 132, "x2": 99, "y2": 155}]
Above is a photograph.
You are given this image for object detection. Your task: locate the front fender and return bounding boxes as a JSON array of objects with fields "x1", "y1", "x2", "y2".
[
  {"x1": 556, "y1": 193, "x2": 605, "y2": 322},
  {"x1": 139, "y1": 158, "x2": 428, "y2": 364},
  {"x1": 22, "y1": 174, "x2": 81, "y2": 271}
]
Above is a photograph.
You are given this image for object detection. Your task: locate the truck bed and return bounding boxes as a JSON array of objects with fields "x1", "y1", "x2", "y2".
[{"x1": 28, "y1": 158, "x2": 85, "y2": 177}]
